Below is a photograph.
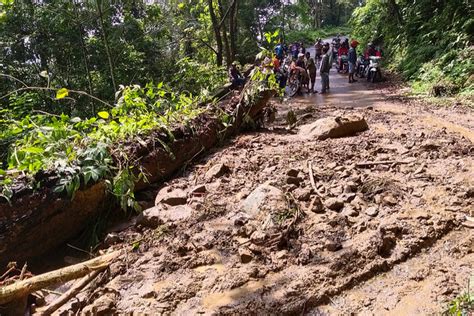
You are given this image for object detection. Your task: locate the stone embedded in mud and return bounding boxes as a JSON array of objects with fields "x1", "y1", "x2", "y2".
[
  {"x1": 286, "y1": 168, "x2": 300, "y2": 177},
  {"x1": 286, "y1": 176, "x2": 303, "y2": 186},
  {"x1": 365, "y1": 206, "x2": 379, "y2": 217},
  {"x1": 137, "y1": 205, "x2": 193, "y2": 228},
  {"x1": 155, "y1": 187, "x2": 188, "y2": 206},
  {"x1": 294, "y1": 188, "x2": 312, "y2": 202},
  {"x1": 299, "y1": 114, "x2": 369, "y2": 140},
  {"x1": 241, "y1": 183, "x2": 286, "y2": 218},
  {"x1": 205, "y1": 163, "x2": 231, "y2": 180},
  {"x1": 325, "y1": 239, "x2": 342, "y2": 252},
  {"x1": 309, "y1": 196, "x2": 324, "y2": 213},
  {"x1": 339, "y1": 193, "x2": 356, "y2": 203},
  {"x1": 325, "y1": 197, "x2": 344, "y2": 212},
  {"x1": 190, "y1": 184, "x2": 207, "y2": 195},
  {"x1": 382, "y1": 194, "x2": 397, "y2": 206},
  {"x1": 239, "y1": 248, "x2": 253, "y2": 263}
]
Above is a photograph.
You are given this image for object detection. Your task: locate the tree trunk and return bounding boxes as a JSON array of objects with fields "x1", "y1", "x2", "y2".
[
  {"x1": 208, "y1": 0, "x2": 223, "y2": 66},
  {"x1": 96, "y1": 0, "x2": 117, "y2": 93},
  {"x1": 74, "y1": 3, "x2": 95, "y2": 113},
  {"x1": 218, "y1": 0, "x2": 231, "y2": 66},
  {"x1": 229, "y1": 0, "x2": 238, "y2": 61}
]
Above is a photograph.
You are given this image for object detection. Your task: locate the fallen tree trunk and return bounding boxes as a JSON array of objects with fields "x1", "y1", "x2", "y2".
[
  {"x1": 0, "y1": 84, "x2": 275, "y2": 265},
  {"x1": 0, "y1": 250, "x2": 120, "y2": 306}
]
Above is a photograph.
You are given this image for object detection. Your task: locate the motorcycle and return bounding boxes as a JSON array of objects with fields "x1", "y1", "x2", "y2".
[
  {"x1": 356, "y1": 55, "x2": 368, "y2": 78},
  {"x1": 365, "y1": 56, "x2": 382, "y2": 83},
  {"x1": 337, "y1": 55, "x2": 349, "y2": 74},
  {"x1": 285, "y1": 69, "x2": 302, "y2": 97}
]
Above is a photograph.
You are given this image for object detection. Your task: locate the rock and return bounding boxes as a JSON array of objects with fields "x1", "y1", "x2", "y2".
[
  {"x1": 82, "y1": 293, "x2": 117, "y2": 316},
  {"x1": 205, "y1": 163, "x2": 231, "y2": 180},
  {"x1": 325, "y1": 198, "x2": 344, "y2": 212},
  {"x1": 286, "y1": 176, "x2": 303, "y2": 186},
  {"x1": 309, "y1": 196, "x2": 324, "y2": 213},
  {"x1": 239, "y1": 248, "x2": 253, "y2": 263},
  {"x1": 137, "y1": 205, "x2": 193, "y2": 228},
  {"x1": 344, "y1": 181, "x2": 358, "y2": 193},
  {"x1": 275, "y1": 250, "x2": 288, "y2": 260},
  {"x1": 342, "y1": 206, "x2": 359, "y2": 217},
  {"x1": 465, "y1": 187, "x2": 474, "y2": 198},
  {"x1": 382, "y1": 194, "x2": 397, "y2": 206},
  {"x1": 233, "y1": 212, "x2": 250, "y2": 226},
  {"x1": 339, "y1": 193, "x2": 356, "y2": 203},
  {"x1": 294, "y1": 188, "x2": 312, "y2": 201},
  {"x1": 299, "y1": 115, "x2": 369, "y2": 140},
  {"x1": 241, "y1": 183, "x2": 286, "y2": 218},
  {"x1": 286, "y1": 169, "x2": 300, "y2": 177},
  {"x1": 155, "y1": 187, "x2": 187, "y2": 206},
  {"x1": 190, "y1": 184, "x2": 207, "y2": 195},
  {"x1": 365, "y1": 206, "x2": 379, "y2": 217},
  {"x1": 325, "y1": 239, "x2": 342, "y2": 252}
]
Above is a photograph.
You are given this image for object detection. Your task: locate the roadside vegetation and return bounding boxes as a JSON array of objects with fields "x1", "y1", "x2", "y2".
[{"x1": 351, "y1": 0, "x2": 474, "y2": 99}]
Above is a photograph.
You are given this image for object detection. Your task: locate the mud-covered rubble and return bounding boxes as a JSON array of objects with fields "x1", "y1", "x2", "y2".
[{"x1": 51, "y1": 90, "x2": 473, "y2": 315}]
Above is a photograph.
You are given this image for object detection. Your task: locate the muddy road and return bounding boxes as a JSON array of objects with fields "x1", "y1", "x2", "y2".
[{"x1": 55, "y1": 69, "x2": 473, "y2": 315}]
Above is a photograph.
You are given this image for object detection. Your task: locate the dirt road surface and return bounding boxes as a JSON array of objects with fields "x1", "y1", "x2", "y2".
[{"x1": 61, "y1": 68, "x2": 473, "y2": 315}]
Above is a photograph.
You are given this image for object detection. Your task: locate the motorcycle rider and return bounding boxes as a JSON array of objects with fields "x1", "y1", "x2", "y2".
[
  {"x1": 337, "y1": 40, "x2": 349, "y2": 72},
  {"x1": 365, "y1": 43, "x2": 377, "y2": 59},
  {"x1": 348, "y1": 40, "x2": 359, "y2": 83}
]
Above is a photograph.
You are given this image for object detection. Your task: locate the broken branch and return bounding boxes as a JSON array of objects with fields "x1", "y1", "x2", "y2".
[
  {"x1": 36, "y1": 270, "x2": 102, "y2": 315},
  {"x1": 0, "y1": 250, "x2": 121, "y2": 305},
  {"x1": 355, "y1": 159, "x2": 415, "y2": 168}
]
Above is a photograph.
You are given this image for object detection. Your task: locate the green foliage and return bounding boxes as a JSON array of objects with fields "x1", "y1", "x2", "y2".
[
  {"x1": 351, "y1": 0, "x2": 474, "y2": 96},
  {"x1": 444, "y1": 277, "x2": 474, "y2": 316},
  {"x1": 286, "y1": 26, "x2": 351, "y2": 46}
]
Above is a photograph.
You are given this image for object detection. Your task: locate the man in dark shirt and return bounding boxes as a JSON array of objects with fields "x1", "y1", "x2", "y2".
[{"x1": 319, "y1": 46, "x2": 331, "y2": 94}]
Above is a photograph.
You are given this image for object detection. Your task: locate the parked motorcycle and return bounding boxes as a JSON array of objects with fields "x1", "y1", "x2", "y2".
[
  {"x1": 365, "y1": 56, "x2": 382, "y2": 83},
  {"x1": 356, "y1": 55, "x2": 368, "y2": 78}
]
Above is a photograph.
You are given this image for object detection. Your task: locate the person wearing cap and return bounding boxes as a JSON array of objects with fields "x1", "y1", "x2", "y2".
[{"x1": 348, "y1": 40, "x2": 359, "y2": 83}]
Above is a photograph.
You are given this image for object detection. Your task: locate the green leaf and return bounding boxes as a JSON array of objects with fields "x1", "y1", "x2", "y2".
[
  {"x1": 56, "y1": 88, "x2": 69, "y2": 99},
  {"x1": 23, "y1": 147, "x2": 44, "y2": 154},
  {"x1": 177, "y1": 3, "x2": 184, "y2": 9},
  {"x1": 98, "y1": 111, "x2": 110, "y2": 119},
  {"x1": 0, "y1": 169, "x2": 6, "y2": 176}
]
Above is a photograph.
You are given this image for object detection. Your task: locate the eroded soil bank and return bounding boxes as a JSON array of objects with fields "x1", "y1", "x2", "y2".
[{"x1": 51, "y1": 73, "x2": 473, "y2": 315}]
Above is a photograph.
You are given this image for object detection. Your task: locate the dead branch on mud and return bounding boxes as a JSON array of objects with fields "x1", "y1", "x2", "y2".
[
  {"x1": 355, "y1": 159, "x2": 415, "y2": 168},
  {"x1": 36, "y1": 270, "x2": 102, "y2": 315},
  {"x1": 0, "y1": 250, "x2": 121, "y2": 305}
]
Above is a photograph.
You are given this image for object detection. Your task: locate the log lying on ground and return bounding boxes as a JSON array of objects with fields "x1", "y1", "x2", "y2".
[
  {"x1": 0, "y1": 250, "x2": 120, "y2": 305},
  {"x1": 0, "y1": 84, "x2": 275, "y2": 265}
]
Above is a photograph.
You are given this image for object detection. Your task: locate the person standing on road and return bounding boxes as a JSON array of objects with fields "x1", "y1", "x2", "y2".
[
  {"x1": 348, "y1": 40, "x2": 359, "y2": 83},
  {"x1": 319, "y1": 45, "x2": 331, "y2": 94},
  {"x1": 306, "y1": 51, "x2": 317, "y2": 93}
]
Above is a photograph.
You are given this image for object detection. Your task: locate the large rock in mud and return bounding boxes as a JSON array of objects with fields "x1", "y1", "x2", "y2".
[
  {"x1": 137, "y1": 205, "x2": 193, "y2": 228},
  {"x1": 299, "y1": 115, "x2": 369, "y2": 140},
  {"x1": 241, "y1": 183, "x2": 286, "y2": 219}
]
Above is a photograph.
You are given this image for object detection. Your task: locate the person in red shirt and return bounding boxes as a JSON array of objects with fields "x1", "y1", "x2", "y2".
[{"x1": 337, "y1": 40, "x2": 349, "y2": 72}]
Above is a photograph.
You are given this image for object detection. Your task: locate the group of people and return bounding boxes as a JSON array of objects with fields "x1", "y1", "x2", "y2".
[{"x1": 228, "y1": 34, "x2": 383, "y2": 94}]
